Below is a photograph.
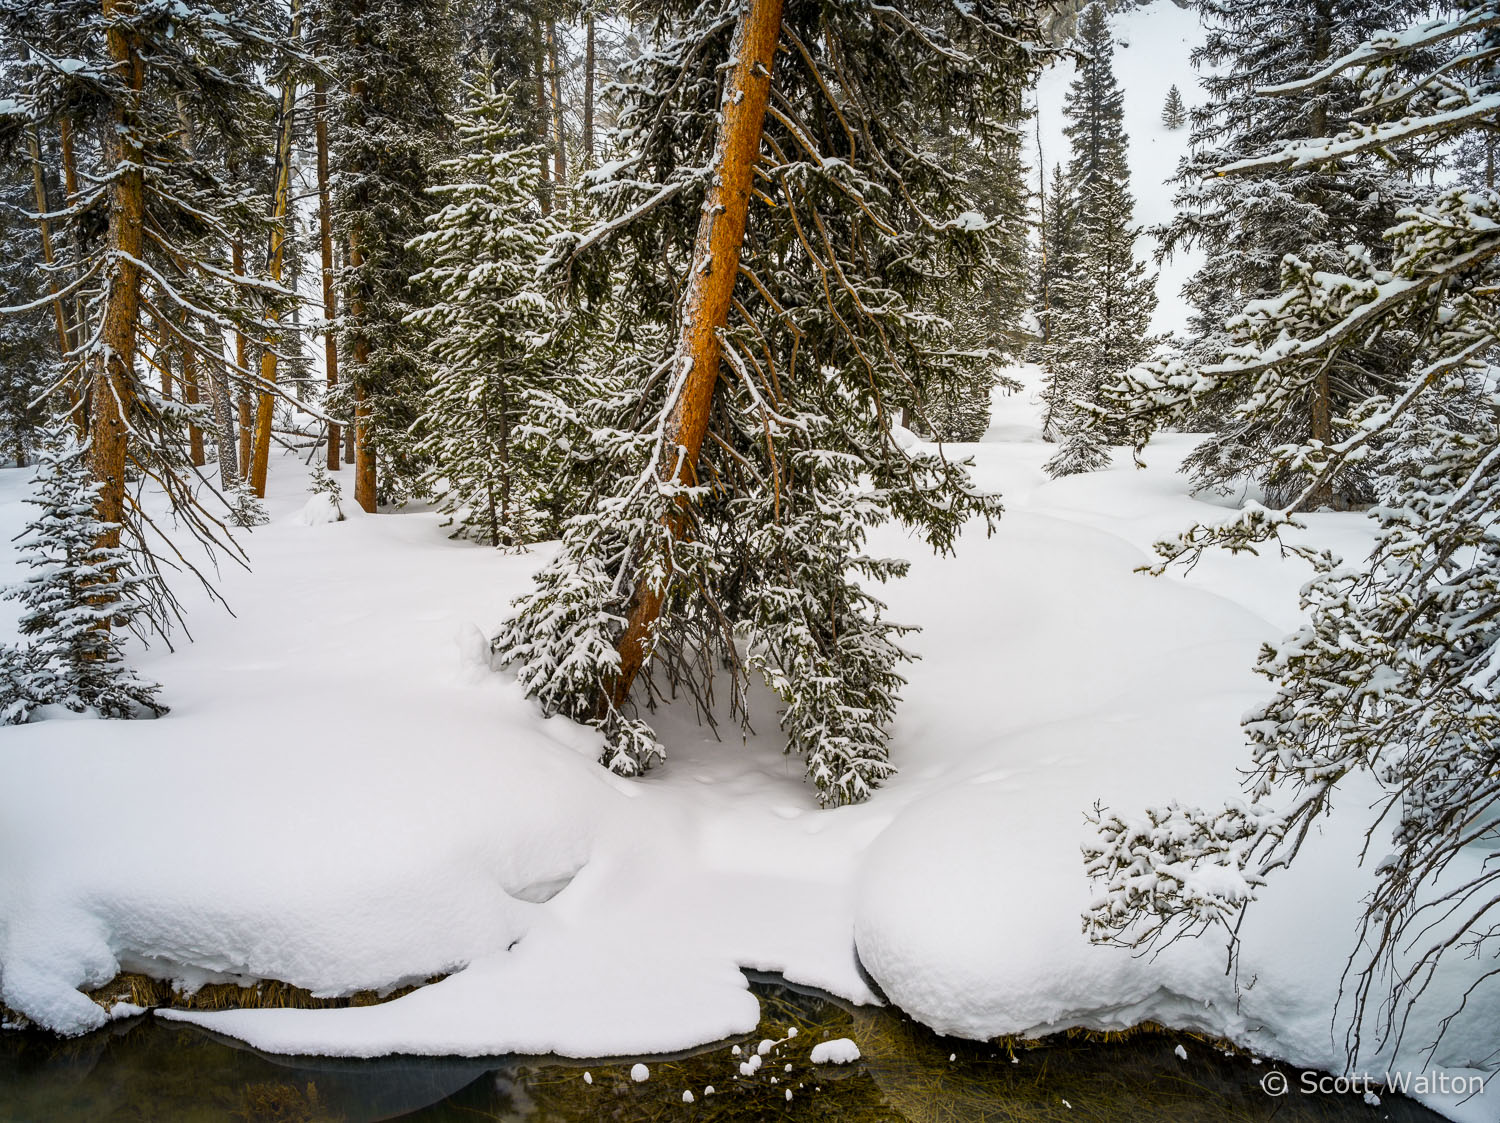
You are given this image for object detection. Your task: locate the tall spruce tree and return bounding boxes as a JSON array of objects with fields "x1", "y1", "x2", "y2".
[
  {"x1": 1092, "y1": 0, "x2": 1500, "y2": 1065},
  {"x1": 492, "y1": 0, "x2": 1046, "y2": 806},
  {"x1": 1040, "y1": 2, "x2": 1155, "y2": 476},
  {"x1": 406, "y1": 70, "x2": 567, "y2": 548},
  {"x1": 1154, "y1": 0, "x2": 1429, "y2": 507}
]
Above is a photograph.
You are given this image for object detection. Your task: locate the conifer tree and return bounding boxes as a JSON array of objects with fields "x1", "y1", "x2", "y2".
[
  {"x1": 1092, "y1": 0, "x2": 1500, "y2": 1063},
  {"x1": 1040, "y1": 2, "x2": 1155, "y2": 475},
  {"x1": 1, "y1": 435, "x2": 164, "y2": 724},
  {"x1": 492, "y1": 0, "x2": 1045, "y2": 805},
  {"x1": 406, "y1": 70, "x2": 566, "y2": 548},
  {"x1": 1161, "y1": 83, "x2": 1185, "y2": 129},
  {"x1": 1154, "y1": 0, "x2": 1429, "y2": 507},
  {"x1": 1044, "y1": 177, "x2": 1156, "y2": 476},
  {"x1": 1034, "y1": 160, "x2": 1080, "y2": 376}
]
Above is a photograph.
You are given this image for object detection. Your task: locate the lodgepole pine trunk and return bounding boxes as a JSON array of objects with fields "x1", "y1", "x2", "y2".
[
  {"x1": 180, "y1": 314, "x2": 206, "y2": 467},
  {"x1": 249, "y1": 19, "x2": 299, "y2": 498},
  {"x1": 24, "y1": 124, "x2": 75, "y2": 365},
  {"x1": 533, "y1": 17, "x2": 552, "y2": 214},
  {"x1": 582, "y1": 14, "x2": 595, "y2": 169},
  {"x1": 208, "y1": 354, "x2": 239, "y2": 487},
  {"x1": 599, "y1": 0, "x2": 784, "y2": 714},
  {"x1": 232, "y1": 241, "x2": 253, "y2": 478},
  {"x1": 20, "y1": 75, "x2": 84, "y2": 439},
  {"x1": 315, "y1": 78, "x2": 341, "y2": 471},
  {"x1": 90, "y1": 0, "x2": 146, "y2": 566},
  {"x1": 548, "y1": 18, "x2": 566, "y2": 188},
  {"x1": 348, "y1": 217, "x2": 376, "y2": 512},
  {"x1": 58, "y1": 116, "x2": 89, "y2": 405}
]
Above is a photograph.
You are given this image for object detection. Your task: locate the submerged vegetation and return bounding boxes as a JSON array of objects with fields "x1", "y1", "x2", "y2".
[{"x1": 0, "y1": 980, "x2": 1448, "y2": 1122}]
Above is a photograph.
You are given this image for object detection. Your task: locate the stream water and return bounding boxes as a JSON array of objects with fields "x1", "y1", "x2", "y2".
[{"x1": 0, "y1": 978, "x2": 1450, "y2": 1122}]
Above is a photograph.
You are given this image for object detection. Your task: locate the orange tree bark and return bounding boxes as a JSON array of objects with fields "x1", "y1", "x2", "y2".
[
  {"x1": 600, "y1": 0, "x2": 784, "y2": 713},
  {"x1": 249, "y1": 33, "x2": 299, "y2": 498},
  {"x1": 314, "y1": 78, "x2": 341, "y2": 471},
  {"x1": 90, "y1": 0, "x2": 146, "y2": 560},
  {"x1": 348, "y1": 217, "x2": 377, "y2": 513}
]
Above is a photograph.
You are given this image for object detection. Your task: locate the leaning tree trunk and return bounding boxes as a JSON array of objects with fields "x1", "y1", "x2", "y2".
[
  {"x1": 600, "y1": 0, "x2": 784, "y2": 714},
  {"x1": 90, "y1": 0, "x2": 146, "y2": 564},
  {"x1": 250, "y1": 26, "x2": 299, "y2": 499}
]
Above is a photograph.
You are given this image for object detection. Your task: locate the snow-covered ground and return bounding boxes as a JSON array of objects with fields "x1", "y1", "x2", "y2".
[{"x1": 1, "y1": 368, "x2": 1494, "y2": 1122}]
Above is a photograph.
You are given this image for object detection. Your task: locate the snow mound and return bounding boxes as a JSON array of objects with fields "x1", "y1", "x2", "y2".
[
  {"x1": 289, "y1": 491, "x2": 344, "y2": 525},
  {"x1": 809, "y1": 1038, "x2": 860, "y2": 1064}
]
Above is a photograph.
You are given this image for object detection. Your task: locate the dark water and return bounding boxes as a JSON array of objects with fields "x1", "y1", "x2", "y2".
[{"x1": 0, "y1": 980, "x2": 1449, "y2": 1122}]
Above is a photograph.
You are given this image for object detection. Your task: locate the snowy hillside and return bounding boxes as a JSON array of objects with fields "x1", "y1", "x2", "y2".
[{"x1": 1, "y1": 367, "x2": 1493, "y2": 1120}]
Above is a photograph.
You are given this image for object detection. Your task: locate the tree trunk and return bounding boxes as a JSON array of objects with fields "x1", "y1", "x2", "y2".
[
  {"x1": 250, "y1": 19, "x2": 299, "y2": 498},
  {"x1": 348, "y1": 222, "x2": 377, "y2": 512},
  {"x1": 232, "y1": 240, "x2": 253, "y2": 477},
  {"x1": 315, "y1": 78, "x2": 341, "y2": 471},
  {"x1": 180, "y1": 313, "x2": 206, "y2": 467},
  {"x1": 548, "y1": 18, "x2": 566, "y2": 189},
  {"x1": 21, "y1": 82, "x2": 85, "y2": 440},
  {"x1": 24, "y1": 123, "x2": 75, "y2": 365},
  {"x1": 583, "y1": 15, "x2": 595, "y2": 169},
  {"x1": 209, "y1": 352, "x2": 239, "y2": 487},
  {"x1": 90, "y1": 0, "x2": 147, "y2": 565},
  {"x1": 58, "y1": 115, "x2": 89, "y2": 400},
  {"x1": 533, "y1": 17, "x2": 552, "y2": 214},
  {"x1": 601, "y1": 0, "x2": 784, "y2": 714}
]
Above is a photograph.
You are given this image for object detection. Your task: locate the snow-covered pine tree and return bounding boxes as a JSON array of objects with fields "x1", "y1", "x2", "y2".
[
  {"x1": 406, "y1": 68, "x2": 565, "y2": 548},
  {"x1": 1034, "y1": 160, "x2": 1081, "y2": 379},
  {"x1": 1, "y1": 434, "x2": 164, "y2": 724},
  {"x1": 311, "y1": 0, "x2": 459, "y2": 511},
  {"x1": 1152, "y1": 0, "x2": 1429, "y2": 507},
  {"x1": 1040, "y1": 2, "x2": 1156, "y2": 476},
  {"x1": 1160, "y1": 83, "x2": 1185, "y2": 129},
  {"x1": 1043, "y1": 175, "x2": 1156, "y2": 476},
  {"x1": 493, "y1": 0, "x2": 1046, "y2": 805},
  {"x1": 1089, "y1": 0, "x2": 1500, "y2": 1063}
]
